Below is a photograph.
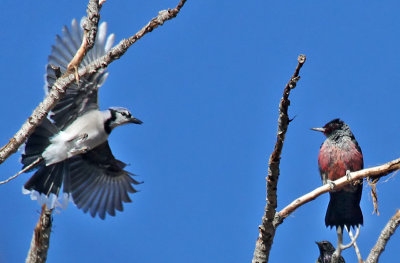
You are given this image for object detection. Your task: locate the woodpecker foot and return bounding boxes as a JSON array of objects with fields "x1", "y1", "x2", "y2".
[
  {"x1": 346, "y1": 170, "x2": 352, "y2": 181},
  {"x1": 327, "y1": 179, "x2": 336, "y2": 190}
]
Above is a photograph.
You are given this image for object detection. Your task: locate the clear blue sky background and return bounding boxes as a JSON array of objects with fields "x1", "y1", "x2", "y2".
[{"x1": 0, "y1": 0, "x2": 399, "y2": 262}]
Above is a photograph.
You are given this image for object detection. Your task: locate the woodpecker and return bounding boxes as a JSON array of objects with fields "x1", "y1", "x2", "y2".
[
  {"x1": 21, "y1": 18, "x2": 142, "y2": 219},
  {"x1": 311, "y1": 119, "x2": 363, "y2": 230},
  {"x1": 316, "y1": 240, "x2": 345, "y2": 263}
]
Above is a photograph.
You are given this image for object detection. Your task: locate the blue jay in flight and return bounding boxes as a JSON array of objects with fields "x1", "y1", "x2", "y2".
[{"x1": 21, "y1": 18, "x2": 142, "y2": 219}]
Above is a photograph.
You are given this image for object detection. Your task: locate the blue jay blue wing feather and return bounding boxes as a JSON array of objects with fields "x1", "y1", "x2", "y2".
[
  {"x1": 67, "y1": 141, "x2": 140, "y2": 219},
  {"x1": 45, "y1": 18, "x2": 115, "y2": 129}
]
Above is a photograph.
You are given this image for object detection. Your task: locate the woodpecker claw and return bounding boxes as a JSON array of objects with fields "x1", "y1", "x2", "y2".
[
  {"x1": 346, "y1": 170, "x2": 352, "y2": 181},
  {"x1": 327, "y1": 180, "x2": 336, "y2": 190}
]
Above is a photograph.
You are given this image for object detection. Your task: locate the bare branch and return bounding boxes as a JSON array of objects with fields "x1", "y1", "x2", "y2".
[
  {"x1": 0, "y1": 157, "x2": 42, "y2": 185},
  {"x1": 331, "y1": 227, "x2": 344, "y2": 263},
  {"x1": 348, "y1": 229, "x2": 363, "y2": 263},
  {"x1": 368, "y1": 177, "x2": 380, "y2": 215},
  {"x1": 341, "y1": 227, "x2": 360, "y2": 250},
  {"x1": 365, "y1": 210, "x2": 400, "y2": 263},
  {"x1": 0, "y1": 0, "x2": 186, "y2": 167},
  {"x1": 66, "y1": 0, "x2": 102, "y2": 74},
  {"x1": 252, "y1": 55, "x2": 306, "y2": 263},
  {"x1": 103, "y1": 0, "x2": 187, "y2": 61},
  {"x1": 25, "y1": 205, "x2": 53, "y2": 263},
  {"x1": 276, "y1": 158, "x2": 400, "y2": 223}
]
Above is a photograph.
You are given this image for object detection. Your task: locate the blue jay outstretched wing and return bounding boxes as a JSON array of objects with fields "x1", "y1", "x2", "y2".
[
  {"x1": 67, "y1": 141, "x2": 141, "y2": 219},
  {"x1": 22, "y1": 18, "x2": 141, "y2": 219},
  {"x1": 46, "y1": 18, "x2": 115, "y2": 129}
]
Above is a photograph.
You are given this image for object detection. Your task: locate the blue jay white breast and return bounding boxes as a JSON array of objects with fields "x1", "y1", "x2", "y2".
[
  {"x1": 20, "y1": 18, "x2": 143, "y2": 219},
  {"x1": 43, "y1": 110, "x2": 109, "y2": 165}
]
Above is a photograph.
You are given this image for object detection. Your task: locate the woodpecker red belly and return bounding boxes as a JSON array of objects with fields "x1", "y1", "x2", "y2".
[{"x1": 312, "y1": 119, "x2": 363, "y2": 229}]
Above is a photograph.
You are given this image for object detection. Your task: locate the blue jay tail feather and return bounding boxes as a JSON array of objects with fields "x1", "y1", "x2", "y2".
[
  {"x1": 21, "y1": 118, "x2": 58, "y2": 171},
  {"x1": 24, "y1": 161, "x2": 67, "y2": 197},
  {"x1": 22, "y1": 118, "x2": 67, "y2": 197}
]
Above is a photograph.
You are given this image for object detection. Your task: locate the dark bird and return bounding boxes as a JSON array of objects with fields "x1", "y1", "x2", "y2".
[
  {"x1": 311, "y1": 119, "x2": 363, "y2": 230},
  {"x1": 21, "y1": 18, "x2": 142, "y2": 219},
  {"x1": 316, "y1": 240, "x2": 345, "y2": 263}
]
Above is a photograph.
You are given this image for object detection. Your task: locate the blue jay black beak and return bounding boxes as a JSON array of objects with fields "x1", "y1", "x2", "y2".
[{"x1": 130, "y1": 117, "x2": 143, "y2": 125}]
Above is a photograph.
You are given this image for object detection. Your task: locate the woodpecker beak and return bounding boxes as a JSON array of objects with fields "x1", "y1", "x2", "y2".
[
  {"x1": 130, "y1": 117, "x2": 143, "y2": 125},
  {"x1": 310, "y1": 127, "x2": 325, "y2": 133}
]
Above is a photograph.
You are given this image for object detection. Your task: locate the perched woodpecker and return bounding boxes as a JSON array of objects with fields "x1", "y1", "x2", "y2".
[
  {"x1": 316, "y1": 240, "x2": 345, "y2": 263},
  {"x1": 312, "y1": 119, "x2": 363, "y2": 229},
  {"x1": 21, "y1": 18, "x2": 142, "y2": 219}
]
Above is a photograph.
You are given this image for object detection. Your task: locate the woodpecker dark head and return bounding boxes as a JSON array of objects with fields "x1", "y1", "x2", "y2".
[
  {"x1": 104, "y1": 107, "x2": 142, "y2": 134},
  {"x1": 311, "y1": 118, "x2": 354, "y2": 141}
]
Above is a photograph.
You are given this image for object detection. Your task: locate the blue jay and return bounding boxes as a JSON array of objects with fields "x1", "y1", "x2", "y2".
[{"x1": 21, "y1": 18, "x2": 142, "y2": 219}]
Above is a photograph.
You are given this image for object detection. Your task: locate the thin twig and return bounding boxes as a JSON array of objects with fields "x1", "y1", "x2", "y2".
[
  {"x1": 0, "y1": 157, "x2": 42, "y2": 185},
  {"x1": 252, "y1": 55, "x2": 306, "y2": 263},
  {"x1": 368, "y1": 177, "x2": 380, "y2": 215},
  {"x1": 330, "y1": 226, "x2": 360, "y2": 263},
  {"x1": 365, "y1": 210, "x2": 400, "y2": 263},
  {"x1": 331, "y1": 227, "x2": 343, "y2": 263},
  {"x1": 341, "y1": 227, "x2": 360, "y2": 250},
  {"x1": 348, "y1": 229, "x2": 363, "y2": 263}
]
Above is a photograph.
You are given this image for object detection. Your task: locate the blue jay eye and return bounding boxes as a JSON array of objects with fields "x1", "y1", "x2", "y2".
[{"x1": 122, "y1": 111, "x2": 131, "y2": 118}]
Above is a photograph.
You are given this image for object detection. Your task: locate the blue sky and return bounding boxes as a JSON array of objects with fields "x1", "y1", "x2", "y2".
[{"x1": 0, "y1": 0, "x2": 399, "y2": 262}]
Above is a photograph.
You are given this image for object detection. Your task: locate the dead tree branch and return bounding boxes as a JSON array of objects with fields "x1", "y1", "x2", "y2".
[
  {"x1": 365, "y1": 210, "x2": 400, "y2": 263},
  {"x1": 66, "y1": 0, "x2": 102, "y2": 75},
  {"x1": 25, "y1": 205, "x2": 53, "y2": 263},
  {"x1": 252, "y1": 54, "x2": 306, "y2": 263}
]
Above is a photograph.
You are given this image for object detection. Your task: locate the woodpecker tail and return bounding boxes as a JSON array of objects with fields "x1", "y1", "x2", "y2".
[
  {"x1": 325, "y1": 186, "x2": 363, "y2": 229},
  {"x1": 21, "y1": 118, "x2": 68, "y2": 206}
]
